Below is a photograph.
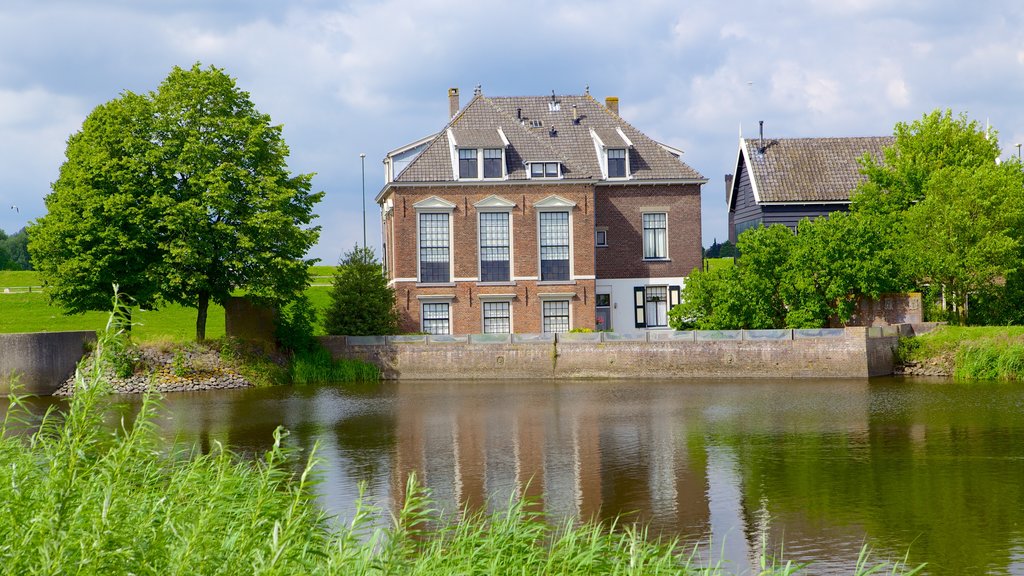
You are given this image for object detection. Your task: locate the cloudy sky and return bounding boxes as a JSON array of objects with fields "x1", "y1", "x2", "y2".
[{"x1": 2, "y1": 0, "x2": 1022, "y2": 262}]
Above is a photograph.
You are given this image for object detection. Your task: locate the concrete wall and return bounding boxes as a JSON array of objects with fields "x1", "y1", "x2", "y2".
[
  {"x1": 0, "y1": 331, "x2": 96, "y2": 396},
  {"x1": 321, "y1": 327, "x2": 899, "y2": 380}
]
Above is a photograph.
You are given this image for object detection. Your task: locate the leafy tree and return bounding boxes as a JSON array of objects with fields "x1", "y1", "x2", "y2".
[
  {"x1": 3, "y1": 228, "x2": 32, "y2": 270},
  {"x1": 30, "y1": 64, "x2": 322, "y2": 340},
  {"x1": 0, "y1": 229, "x2": 10, "y2": 270},
  {"x1": 901, "y1": 163, "x2": 1024, "y2": 324},
  {"x1": 854, "y1": 109, "x2": 1002, "y2": 215},
  {"x1": 324, "y1": 246, "x2": 398, "y2": 336},
  {"x1": 30, "y1": 92, "x2": 164, "y2": 317}
]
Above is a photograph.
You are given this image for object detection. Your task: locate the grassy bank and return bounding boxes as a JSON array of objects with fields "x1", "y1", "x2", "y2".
[
  {"x1": 0, "y1": 322, "x2": 925, "y2": 575},
  {"x1": 898, "y1": 326, "x2": 1024, "y2": 380},
  {"x1": 0, "y1": 269, "x2": 333, "y2": 341}
]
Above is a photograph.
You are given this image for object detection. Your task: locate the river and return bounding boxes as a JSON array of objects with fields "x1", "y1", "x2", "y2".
[{"x1": 5, "y1": 376, "x2": 1024, "y2": 575}]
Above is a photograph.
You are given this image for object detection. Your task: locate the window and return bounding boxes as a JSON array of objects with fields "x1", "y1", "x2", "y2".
[
  {"x1": 479, "y1": 212, "x2": 510, "y2": 282},
  {"x1": 595, "y1": 292, "x2": 611, "y2": 331},
  {"x1": 483, "y1": 148, "x2": 503, "y2": 178},
  {"x1": 459, "y1": 149, "x2": 478, "y2": 178},
  {"x1": 608, "y1": 148, "x2": 626, "y2": 178},
  {"x1": 530, "y1": 162, "x2": 560, "y2": 178},
  {"x1": 422, "y1": 302, "x2": 450, "y2": 335},
  {"x1": 419, "y1": 212, "x2": 450, "y2": 283},
  {"x1": 539, "y1": 211, "x2": 570, "y2": 281},
  {"x1": 645, "y1": 286, "x2": 668, "y2": 328},
  {"x1": 595, "y1": 229, "x2": 607, "y2": 247},
  {"x1": 643, "y1": 213, "x2": 667, "y2": 259},
  {"x1": 633, "y1": 285, "x2": 680, "y2": 328},
  {"x1": 483, "y1": 301, "x2": 511, "y2": 334},
  {"x1": 542, "y1": 300, "x2": 570, "y2": 333}
]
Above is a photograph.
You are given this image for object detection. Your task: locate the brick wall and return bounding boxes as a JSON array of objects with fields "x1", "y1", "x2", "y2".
[
  {"x1": 382, "y1": 183, "x2": 597, "y2": 334},
  {"x1": 321, "y1": 328, "x2": 898, "y2": 379},
  {"x1": 594, "y1": 183, "x2": 702, "y2": 279},
  {"x1": 844, "y1": 292, "x2": 923, "y2": 327}
]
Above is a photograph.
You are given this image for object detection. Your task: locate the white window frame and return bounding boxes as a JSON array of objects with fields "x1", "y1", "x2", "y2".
[
  {"x1": 480, "y1": 298, "x2": 513, "y2": 334},
  {"x1": 527, "y1": 161, "x2": 562, "y2": 179},
  {"x1": 644, "y1": 285, "x2": 669, "y2": 328},
  {"x1": 414, "y1": 197, "x2": 456, "y2": 285},
  {"x1": 419, "y1": 298, "x2": 453, "y2": 335},
  {"x1": 535, "y1": 195, "x2": 576, "y2": 283},
  {"x1": 540, "y1": 297, "x2": 572, "y2": 333},
  {"x1": 474, "y1": 195, "x2": 517, "y2": 283},
  {"x1": 606, "y1": 148, "x2": 628, "y2": 179},
  {"x1": 642, "y1": 211, "x2": 668, "y2": 260},
  {"x1": 456, "y1": 148, "x2": 506, "y2": 181}
]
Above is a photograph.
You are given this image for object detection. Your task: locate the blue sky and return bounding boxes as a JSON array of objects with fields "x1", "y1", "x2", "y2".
[{"x1": 2, "y1": 0, "x2": 1022, "y2": 262}]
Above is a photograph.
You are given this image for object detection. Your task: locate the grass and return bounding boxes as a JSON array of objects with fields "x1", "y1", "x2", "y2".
[
  {"x1": 898, "y1": 326, "x2": 1024, "y2": 380},
  {"x1": 0, "y1": 270, "x2": 335, "y2": 340},
  {"x1": 0, "y1": 301, "x2": 926, "y2": 575},
  {"x1": 704, "y1": 257, "x2": 735, "y2": 272},
  {"x1": 290, "y1": 346, "x2": 380, "y2": 384}
]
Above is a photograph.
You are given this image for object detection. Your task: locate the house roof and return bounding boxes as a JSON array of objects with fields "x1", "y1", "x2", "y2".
[
  {"x1": 732, "y1": 136, "x2": 894, "y2": 206},
  {"x1": 387, "y1": 92, "x2": 704, "y2": 188}
]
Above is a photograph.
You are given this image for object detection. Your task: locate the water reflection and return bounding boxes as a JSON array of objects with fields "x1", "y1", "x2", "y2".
[{"x1": 4, "y1": 377, "x2": 1024, "y2": 575}]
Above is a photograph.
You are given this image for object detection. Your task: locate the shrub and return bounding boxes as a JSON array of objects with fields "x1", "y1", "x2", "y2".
[{"x1": 323, "y1": 246, "x2": 398, "y2": 336}]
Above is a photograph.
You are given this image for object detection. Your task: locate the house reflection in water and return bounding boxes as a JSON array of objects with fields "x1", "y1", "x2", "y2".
[{"x1": 387, "y1": 380, "x2": 711, "y2": 539}]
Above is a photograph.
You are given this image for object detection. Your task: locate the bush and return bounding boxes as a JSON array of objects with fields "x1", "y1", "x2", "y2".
[
  {"x1": 323, "y1": 246, "x2": 398, "y2": 336},
  {"x1": 290, "y1": 346, "x2": 380, "y2": 384},
  {"x1": 276, "y1": 293, "x2": 319, "y2": 353}
]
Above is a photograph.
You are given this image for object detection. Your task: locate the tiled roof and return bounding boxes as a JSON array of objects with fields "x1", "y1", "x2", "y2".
[
  {"x1": 392, "y1": 93, "x2": 704, "y2": 184},
  {"x1": 742, "y1": 136, "x2": 893, "y2": 203}
]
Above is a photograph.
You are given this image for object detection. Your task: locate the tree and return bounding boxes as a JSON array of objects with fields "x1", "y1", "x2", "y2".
[
  {"x1": 30, "y1": 64, "x2": 322, "y2": 340},
  {"x1": 3, "y1": 228, "x2": 32, "y2": 270},
  {"x1": 30, "y1": 92, "x2": 164, "y2": 316},
  {"x1": 0, "y1": 229, "x2": 10, "y2": 270},
  {"x1": 852, "y1": 109, "x2": 1023, "y2": 324},
  {"x1": 901, "y1": 163, "x2": 1024, "y2": 324},
  {"x1": 324, "y1": 246, "x2": 398, "y2": 336}
]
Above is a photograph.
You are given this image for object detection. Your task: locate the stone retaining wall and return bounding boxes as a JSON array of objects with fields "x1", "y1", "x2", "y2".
[
  {"x1": 0, "y1": 331, "x2": 96, "y2": 395},
  {"x1": 320, "y1": 327, "x2": 900, "y2": 380}
]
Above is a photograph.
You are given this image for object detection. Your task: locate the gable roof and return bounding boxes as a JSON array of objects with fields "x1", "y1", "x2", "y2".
[
  {"x1": 388, "y1": 92, "x2": 704, "y2": 187},
  {"x1": 729, "y1": 136, "x2": 894, "y2": 207}
]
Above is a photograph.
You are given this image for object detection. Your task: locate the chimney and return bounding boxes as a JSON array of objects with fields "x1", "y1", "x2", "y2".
[
  {"x1": 448, "y1": 87, "x2": 460, "y2": 119},
  {"x1": 758, "y1": 120, "x2": 764, "y2": 153},
  {"x1": 572, "y1": 104, "x2": 579, "y2": 124},
  {"x1": 605, "y1": 96, "x2": 619, "y2": 115}
]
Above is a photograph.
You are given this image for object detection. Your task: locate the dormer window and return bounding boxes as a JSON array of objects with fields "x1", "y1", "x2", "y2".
[
  {"x1": 529, "y1": 161, "x2": 561, "y2": 179},
  {"x1": 483, "y1": 149, "x2": 502, "y2": 178},
  {"x1": 608, "y1": 148, "x2": 627, "y2": 178},
  {"x1": 459, "y1": 149, "x2": 478, "y2": 178},
  {"x1": 450, "y1": 127, "x2": 509, "y2": 181}
]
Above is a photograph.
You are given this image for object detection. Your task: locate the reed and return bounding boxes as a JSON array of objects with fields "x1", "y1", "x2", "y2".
[
  {"x1": 290, "y1": 346, "x2": 380, "y2": 384},
  {"x1": 955, "y1": 342, "x2": 1024, "y2": 380}
]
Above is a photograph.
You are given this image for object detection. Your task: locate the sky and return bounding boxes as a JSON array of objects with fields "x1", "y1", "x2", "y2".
[{"x1": 2, "y1": 0, "x2": 1023, "y2": 262}]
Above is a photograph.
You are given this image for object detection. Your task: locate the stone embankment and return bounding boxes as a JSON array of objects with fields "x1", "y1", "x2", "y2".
[
  {"x1": 54, "y1": 345, "x2": 252, "y2": 396},
  {"x1": 894, "y1": 359, "x2": 953, "y2": 377}
]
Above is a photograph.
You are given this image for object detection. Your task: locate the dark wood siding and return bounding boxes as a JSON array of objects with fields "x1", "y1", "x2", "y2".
[
  {"x1": 729, "y1": 154, "x2": 762, "y2": 239},
  {"x1": 762, "y1": 203, "x2": 848, "y2": 232}
]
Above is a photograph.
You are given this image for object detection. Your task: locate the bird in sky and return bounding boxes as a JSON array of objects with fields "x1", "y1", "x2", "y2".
[{"x1": 9, "y1": 205, "x2": 17, "y2": 213}]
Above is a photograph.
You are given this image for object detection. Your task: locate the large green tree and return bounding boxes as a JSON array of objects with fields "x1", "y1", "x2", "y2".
[
  {"x1": 323, "y1": 246, "x2": 398, "y2": 336},
  {"x1": 2, "y1": 228, "x2": 32, "y2": 270},
  {"x1": 31, "y1": 64, "x2": 322, "y2": 339}
]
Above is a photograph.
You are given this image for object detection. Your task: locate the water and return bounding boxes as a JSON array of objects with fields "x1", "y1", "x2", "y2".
[{"x1": 5, "y1": 376, "x2": 1024, "y2": 575}]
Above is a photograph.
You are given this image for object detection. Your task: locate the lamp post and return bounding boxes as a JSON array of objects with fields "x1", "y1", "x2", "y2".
[
  {"x1": 1016, "y1": 143, "x2": 1021, "y2": 162},
  {"x1": 360, "y1": 153, "x2": 366, "y2": 249}
]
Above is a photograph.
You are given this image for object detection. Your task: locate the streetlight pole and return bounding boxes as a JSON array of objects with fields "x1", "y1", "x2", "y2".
[
  {"x1": 360, "y1": 153, "x2": 366, "y2": 249},
  {"x1": 1016, "y1": 143, "x2": 1021, "y2": 162}
]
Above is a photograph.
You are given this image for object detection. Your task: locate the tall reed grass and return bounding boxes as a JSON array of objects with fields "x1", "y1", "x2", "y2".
[
  {"x1": 955, "y1": 342, "x2": 1024, "y2": 380},
  {"x1": 290, "y1": 346, "x2": 380, "y2": 384},
  {"x1": 0, "y1": 290, "x2": 926, "y2": 575}
]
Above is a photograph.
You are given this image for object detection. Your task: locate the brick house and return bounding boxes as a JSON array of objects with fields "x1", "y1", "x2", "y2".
[
  {"x1": 376, "y1": 88, "x2": 705, "y2": 335},
  {"x1": 727, "y1": 131, "x2": 893, "y2": 243}
]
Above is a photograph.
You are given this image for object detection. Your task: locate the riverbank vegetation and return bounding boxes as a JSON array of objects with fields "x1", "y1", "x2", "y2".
[
  {"x1": 0, "y1": 313, "x2": 925, "y2": 575},
  {"x1": 898, "y1": 326, "x2": 1024, "y2": 380},
  {"x1": 675, "y1": 110, "x2": 1024, "y2": 330}
]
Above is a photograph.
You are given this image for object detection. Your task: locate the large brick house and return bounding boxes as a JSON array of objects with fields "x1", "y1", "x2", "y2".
[
  {"x1": 727, "y1": 132, "x2": 893, "y2": 243},
  {"x1": 376, "y1": 88, "x2": 705, "y2": 335}
]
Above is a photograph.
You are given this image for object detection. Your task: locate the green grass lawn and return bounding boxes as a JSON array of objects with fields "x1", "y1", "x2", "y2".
[
  {"x1": 0, "y1": 271, "x2": 336, "y2": 340},
  {"x1": 907, "y1": 325, "x2": 1024, "y2": 359},
  {"x1": 704, "y1": 257, "x2": 734, "y2": 272}
]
